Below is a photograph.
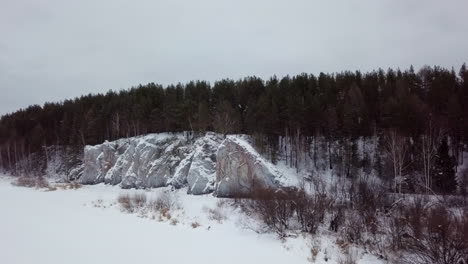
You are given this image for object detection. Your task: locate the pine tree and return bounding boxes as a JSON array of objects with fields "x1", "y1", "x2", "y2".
[{"x1": 432, "y1": 139, "x2": 457, "y2": 194}]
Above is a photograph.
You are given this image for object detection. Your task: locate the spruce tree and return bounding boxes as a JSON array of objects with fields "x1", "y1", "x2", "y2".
[{"x1": 432, "y1": 139, "x2": 457, "y2": 194}]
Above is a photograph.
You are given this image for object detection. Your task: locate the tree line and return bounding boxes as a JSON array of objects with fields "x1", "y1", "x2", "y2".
[{"x1": 0, "y1": 64, "x2": 467, "y2": 193}]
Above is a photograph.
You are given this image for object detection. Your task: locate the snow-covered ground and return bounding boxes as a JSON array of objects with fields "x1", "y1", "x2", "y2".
[
  {"x1": 0, "y1": 175, "x2": 308, "y2": 264},
  {"x1": 0, "y1": 175, "x2": 383, "y2": 264}
]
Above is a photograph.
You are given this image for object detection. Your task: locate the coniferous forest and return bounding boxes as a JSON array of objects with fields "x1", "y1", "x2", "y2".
[{"x1": 1, "y1": 64, "x2": 468, "y2": 194}]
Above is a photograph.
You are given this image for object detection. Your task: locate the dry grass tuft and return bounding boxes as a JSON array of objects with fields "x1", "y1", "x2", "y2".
[
  {"x1": 117, "y1": 194, "x2": 134, "y2": 213},
  {"x1": 132, "y1": 193, "x2": 147, "y2": 208},
  {"x1": 170, "y1": 219, "x2": 179, "y2": 226},
  {"x1": 338, "y1": 248, "x2": 357, "y2": 264},
  {"x1": 14, "y1": 177, "x2": 50, "y2": 189},
  {"x1": 206, "y1": 201, "x2": 228, "y2": 223},
  {"x1": 54, "y1": 182, "x2": 83, "y2": 190}
]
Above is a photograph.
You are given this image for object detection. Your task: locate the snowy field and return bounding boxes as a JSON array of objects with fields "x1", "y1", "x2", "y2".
[
  {"x1": 0, "y1": 176, "x2": 310, "y2": 264},
  {"x1": 0, "y1": 175, "x2": 384, "y2": 264}
]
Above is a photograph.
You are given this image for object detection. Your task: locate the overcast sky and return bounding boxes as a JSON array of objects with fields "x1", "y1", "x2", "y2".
[{"x1": 1, "y1": 0, "x2": 467, "y2": 116}]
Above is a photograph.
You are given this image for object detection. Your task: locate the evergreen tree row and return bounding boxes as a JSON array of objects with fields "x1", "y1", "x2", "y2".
[{"x1": 0, "y1": 65, "x2": 467, "y2": 191}]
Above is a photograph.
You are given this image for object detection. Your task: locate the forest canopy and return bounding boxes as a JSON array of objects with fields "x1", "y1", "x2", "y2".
[{"x1": 0, "y1": 64, "x2": 467, "y2": 189}]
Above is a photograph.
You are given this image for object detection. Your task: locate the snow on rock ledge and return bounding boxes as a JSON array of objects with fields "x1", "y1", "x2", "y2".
[
  {"x1": 214, "y1": 135, "x2": 286, "y2": 197},
  {"x1": 80, "y1": 133, "x2": 223, "y2": 194},
  {"x1": 80, "y1": 132, "x2": 288, "y2": 196}
]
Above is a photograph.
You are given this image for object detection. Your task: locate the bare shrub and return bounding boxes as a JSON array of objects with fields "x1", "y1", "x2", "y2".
[
  {"x1": 240, "y1": 186, "x2": 296, "y2": 237},
  {"x1": 339, "y1": 248, "x2": 358, "y2": 264},
  {"x1": 151, "y1": 191, "x2": 178, "y2": 212},
  {"x1": 296, "y1": 189, "x2": 334, "y2": 234},
  {"x1": 117, "y1": 194, "x2": 134, "y2": 213},
  {"x1": 132, "y1": 193, "x2": 147, "y2": 208},
  {"x1": 239, "y1": 181, "x2": 335, "y2": 237},
  {"x1": 46, "y1": 186, "x2": 58, "y2": 192},
  {"x1": 388, "y1": 214, "x2": 407, "y2": 251},
  {"x1": 352, "y1": 180, "x2": 390, "y2": 235},
  {"x1": 191, "y1": 222, "x2": 201, "y2": 229},
  {"x1": 159, "y1": 207, "x2": 171, "y2": 220},
  {"x1": 442, "y1": 195, "x2": 465, "y2": 208},
  {"x1": 52, "y1": 182, "x2": 83, "y2": 190},
  {"x1": 336, "y1": 238, "x2": 350, "y2": 252},
  {"x1": 14, "y1": 176, "x2": 49, "y2": 189},
  {"x1": 404, "y1": 205, "x2": 468, "y2": 264},
  {"x1": 207, "y1": 207, "x2": 227, "y2": 223},
  {"x1": 403, "y1": 196, "x2": 428, "y2": 241},
  {"x1": 460, "y1": 168, "x2": 468, "y2": 202},
  {"x1": 35, "y1": 177, "x2": 50, "y2": 188},
  {"x1": 149, "y1": 191, "x2": 179, "y2": 220},
  {"x1": 342, "y1": 211, "x2": 364, "y2": 244},
  {"x1": 68, "y1": 181, "x2": 82, "y2": 189},
  {"x1": 206, "y1": 200, "x2": 229, "y2": 223},
  {"x1": 329, "y1": 204, "x2": 345, "y2": 232},
  {"x1": 170, "y1": 218, "x2": 179, "y2": 226},
  {"x1": 14, "y1": 177, "x2": 36, "y2": 187},
  {"x1": 308, "y1": 239, "x2": 321, "y2": 263},
  {"x1": 117, "y1": 193, "x2": 148, "y2": 213}
]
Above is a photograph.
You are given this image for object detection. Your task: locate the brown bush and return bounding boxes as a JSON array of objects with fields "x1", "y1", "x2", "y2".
[
  {"x1": 295, "y1": 190, "x2": 334, "y2": 234},
  {"x1": 308, "y1": 239, "x2": 321, "y2": 263},
  {"x1": 329, "y1": 204, "x2": 345, "y2": 233},
  {"x1": 342, "y1": 211, "x2": 364, "y2": 244},
  {"x1": 207, "y1": 200, "x2": 229, "y2": 223},
  {"x1": 117, "y1": 194, "x2": 134, "y2": 213},
  {"x1": 404, "y1": 205, "x2": 468, "y2": 264},
  {"x1": 14, "y1": 177, "x2": 37, "y2": 187},
  {"x1": 151, "y1": 191, "x2": 177, "y2": 212},
  {"x1": 55, "y1": 182, "x2": 83, "y2": 190},
  {"x1": 117, "y1": 193, "x2": 148, "y2": 213},
  {"x1": 148, "y1": 192, "x2": 180, "y2": 221},
  {"x1": 352, "y1": 180, "x2": 390, "y2": 234},
  {"x1": 403, "y1": 196, "x2": 428, "y2": 241},
  {"x1": 14, "y1": 176, "x2": 49, "y2": 189},
  {"x1": 46, "y1": 186, "x2": 58, "y2": 192},
  {"x1": 191, "y1": 222, "x2": 201, "y2": 229},
  {"x1": 238, "y1": 183, "x2": 336, "y2": 237},
  {"x1": 35, "y1": 177, "x2": 50, "y2": 188},
  {"x1": 68, "y1": 182, "x2": 82, "y2": 189},
  {"x1": 159, "y1": 207, "x2": 171, "y2": 220},
  {"x1": 388, "y1": 214, "x2": 407, "y2": 251},
  {"x1": 132, "y1": 193, "x2": 147, "y2": 208},
  {"x1": 240, "y1": 186, "x2": 296, "y2": 237},
  {"x1": 339, "y1": 249, "x2": 357, "y2": 264},
  {"x1": 207, "y1": 207, "x2": 226, "y2": 223}
]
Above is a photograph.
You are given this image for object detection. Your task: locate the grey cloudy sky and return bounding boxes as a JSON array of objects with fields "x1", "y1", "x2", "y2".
[{"x1": 1, "y1": 0, "x2": 468, "y2": 116}]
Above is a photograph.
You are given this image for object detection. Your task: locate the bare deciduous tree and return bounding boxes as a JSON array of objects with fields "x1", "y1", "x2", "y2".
[
  {"x1": 384, "y1": 129, "x2": 410, "y2": 193},
  {"x1": 420, "y1": 118, "x2": 443, "y2": 194},
  {"x1": 213, "y1": 101, "x2": 240, "y2": 136},
  {"x1": 111, "y1": 112, "x2": 120, "y2": 139}
]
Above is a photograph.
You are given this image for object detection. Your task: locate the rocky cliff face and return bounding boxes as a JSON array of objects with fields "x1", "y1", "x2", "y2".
[
  {"x1": 214, "y1": 135, "x2": 286, "y2": 197},
  {"x1": 79, "y1": 133, "x2": 224, "y2": 194},
  {"x1": 79, "y1": 132, "x2": 288, "y2": 196}
]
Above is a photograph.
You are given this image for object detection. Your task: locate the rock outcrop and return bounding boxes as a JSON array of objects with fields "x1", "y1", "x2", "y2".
[
  {"x1": 79, "y1": 132, "x2": 288, "y2": 196},
  {"x1": 185, "y1": 134, "x2": 220, "y2": 194},
  {"x1": 214, "y1": 135, "x2": 286, "y2": 197},
  {"x1": 79, "y1": 132, "x2": 223, "y2": 194}
]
